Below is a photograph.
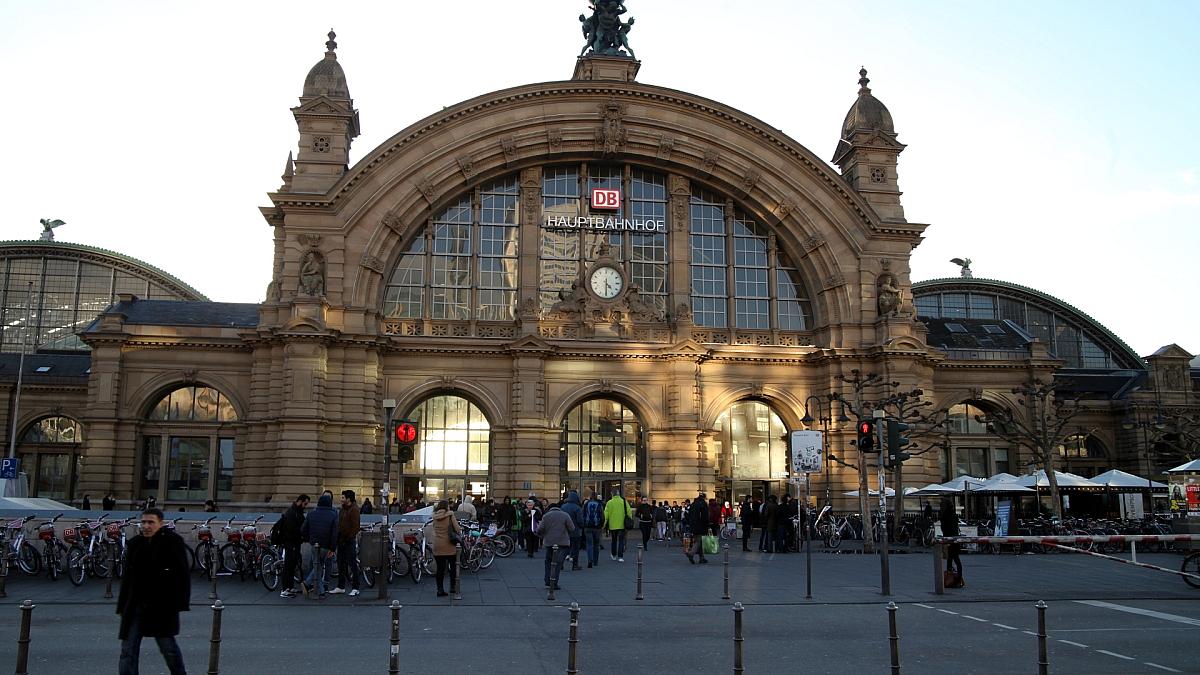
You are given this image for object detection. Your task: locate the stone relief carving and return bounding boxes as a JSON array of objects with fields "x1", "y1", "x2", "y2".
[
  {"x1": 674, "y1": 302, "x2": 693, "y2": 325},
  {"x1": 299, "y1": 249, "x2": 326, "y2": 296},
  {"x1": 360, "y1": 254, "x2": 384, "y2": 274},
  {"x1": 500, "y1": 136, "x2": 517, "y2": 165},
  {"x1": 801, "y1": 234, "x2": 825, "y2": 253},
  {"x1": 877, "y1": 272, "x2": 902, "y2": 317},
  {"x1": 547, "y1": 128, "x2": 563, "y2": 154},
  {"x1": 457, "y1": 154, "x2": 477, "y2": 181},
  {"x1": 417, "y1": 177, "x2": 435, "y2": 204},
  {"x1": 181, "y1": 369, "x2": 199, "y2": 385},
  {"x1": 775, "y1": 201, "x2": 794, "y2": 218},
  {"x1": 740, "y1": 169, "x2": 761, "y2": 195},
  {"x1": 517, "y1": 297, "x2": 540, "y2": 322},
  {"x1": 382, "y1": 210, "x2": 404, "y2": 235},
  {"x1": 700, "y1": 149, "x2": 719, "y2": 176},
  {"x1": 822, "y1": 272, "x2": 845, "y2": 291},
  {"x1": 265, "y1": 280, "x2": 281, "y2": 303},
  {"x1": 297, "y1": 234, "x2": 323, "y2": 248},
  {"x1": 622, "y1": 284, "x2": 663, "y2": 322},
  {"x1": 595, "y1": 100, "x2": 627, "y2": 156},
  {"x1": 655, "y1": 133, "x2": 675, "y2": 162}
]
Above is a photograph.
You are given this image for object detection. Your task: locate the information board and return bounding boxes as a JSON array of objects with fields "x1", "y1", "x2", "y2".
[{"x1": 789, "y1": 430, "x2": 823, "y2": 474}]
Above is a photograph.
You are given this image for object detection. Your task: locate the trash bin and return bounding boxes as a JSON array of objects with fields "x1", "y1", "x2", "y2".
[{"x1": 359, "y1": 528, "x2": 384, "y2": 568}]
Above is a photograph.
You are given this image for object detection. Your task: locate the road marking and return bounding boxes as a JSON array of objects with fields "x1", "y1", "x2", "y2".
[
  {"x1": 913, "y1": 603, "x2": 934, "y2": 609},
  {"x1": 1022, "y1": 631, "x2": 1038, "y2": 636},
  {"x1": 992, "y1": 623, "x2": 1017, "y2": 630},
  {"x1": 1075, "y1": 600, "x2": 1200, "y2": 628},
  {"x1": 962, "y1": 615, "x2": 988, "y2": 622},
  {"x1": 1145, "y1": 663, "x2": 1182, "y2": 673},
  {"x1": 1057, "y1": 639, "x2": 1088, "y2": 648},
  {"x1": 937, "y1": 609, "x2": 958, "y2": 615},
  {"x1": 1096, "y1": 650, "x2": 1135, "y2": 661}
]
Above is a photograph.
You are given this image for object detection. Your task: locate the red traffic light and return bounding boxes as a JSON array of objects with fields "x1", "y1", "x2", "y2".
[
  {"x1": 858, "y1": 420, "x2": 874, "y2": 435},
  {"x1": 395, "y1": 421, "x2": 417, "y2": 444}
]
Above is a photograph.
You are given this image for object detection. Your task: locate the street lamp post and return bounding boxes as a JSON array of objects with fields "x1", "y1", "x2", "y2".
[
  {"x1": 802, "y1": 395, "x2": 850, "y2": 508},
  {"x1": 378, "y1": 398, "x2": 396, "y2": 601}
]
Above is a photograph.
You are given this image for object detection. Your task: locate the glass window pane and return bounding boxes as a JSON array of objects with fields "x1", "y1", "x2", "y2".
[
  {"x1": 167, "y1": 436, "x2": 209, "y2": 501},
  {"x1": 35, "y1": 454, "x2": 71, "y2": 500},
  {"x1": 217, "y1": 438, "x2": 234, "y2": 500},
  {"x1": 141, "y1": 436, "x2": 162, "y2": 493}
]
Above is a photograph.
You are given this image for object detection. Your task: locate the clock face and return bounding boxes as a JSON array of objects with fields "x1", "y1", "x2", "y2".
[{"x1": 589, "y1": 266, "x2": 623, "y2": 299}]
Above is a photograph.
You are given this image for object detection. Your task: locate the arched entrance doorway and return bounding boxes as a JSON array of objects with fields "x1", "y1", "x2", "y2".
[
  {"x1": 713, "y1": 400, "x2": 789, "y2": 505},
  {"x1": 400, "y1": 394, "x2": 491, "y2": 505},
  {"x1": 560, "y1": 398, "x2": 645, "y2": 501}
]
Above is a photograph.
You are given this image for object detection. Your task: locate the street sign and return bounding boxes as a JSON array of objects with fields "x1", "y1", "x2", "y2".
[
  {"x1": 789, "y1": 430, "x2": 823, "y2": 474},
  {"x1": 0, "y1": 457, "x2": 18, "y2": 479}
]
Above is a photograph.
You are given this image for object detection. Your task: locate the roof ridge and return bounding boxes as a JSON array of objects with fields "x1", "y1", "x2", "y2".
[{"x1": 0, "y1": 240, "x2": 209, "y2": 301}]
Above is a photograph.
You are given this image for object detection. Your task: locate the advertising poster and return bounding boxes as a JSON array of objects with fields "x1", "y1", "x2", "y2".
[
  {"x1": 995, "y1": 500, "x2": 1012, "y2": 537},
  {"x1": 1188, "y1": 482, "x2": 1200, "y2": 517},
  {"x1": 1170, "y1": 480, "x2": 1188, "y2": 513}
]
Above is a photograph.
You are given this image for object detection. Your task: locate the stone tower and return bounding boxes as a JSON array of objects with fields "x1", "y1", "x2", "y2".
[
  {"x1": 289, "y1": 30, "x2": 360, "y2": 194},
  {"x1": 832, "y1": 68, "x2": 907, "y2": 222}
]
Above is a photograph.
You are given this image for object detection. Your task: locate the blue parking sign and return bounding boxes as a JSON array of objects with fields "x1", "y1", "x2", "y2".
[{"x1": 0, "y1": 457, "x2": 19, "y2": 479}]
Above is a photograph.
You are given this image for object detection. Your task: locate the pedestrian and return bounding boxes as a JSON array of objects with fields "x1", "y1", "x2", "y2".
[
  {"x1": 561, "y1": 490, "x2": 584, "y2": 570},
  {"x1": 330, "y1": 489, "x2": 362, "y2": 596},
  {"x1": 671, "y1": 501, "x2": 683, "y2": 539},
  {"x1": 457, "y1": 496, "x2": 477, "y2": 521},
  {"x1": 654, "y1": 501, "x2": 669, "y2": 541},
  {"x1": 498, "y1": 497, "x2": 515, "y2": 530},
  {"x1": 427, "y1": 500, "x2": 462, "y2": 597},
  {"x1": 81, "y1": 494, "x2": 92, "y2": 510},
  {"x1": 539, "y1": 501, "x2": 575, "y2": 590},
  {"x1": 116, "y1": 508, "x2": 190, "y2": 675},
  {"x1": 361, "y1": 498, "x2": 373, "y2": 515},
  {"x1": 277, "y1": 494, "x2": 309, "y2": 598},
  {"x1": 761, "y1": 495, "x2": 778, "y2": 552},
  {"x1": 685, "y1": 492, "x2": 710, "y2": 564},
  {"x1": 603, "y1": 491, "x2": 631, "y2": 561},
  {"x1": 708, "y1": 498, "x2": 722, "y2": 537},
  {"x1": 203, "y1": 499, "x2": 218, "y2": 513},
  {"x1": 524, "y1": 499, "x2": 543, "y2": 557},
  {"x1": 145, "y1": 495, "x2": 157, "y2": 510},
  {"x1": 103, "y1": 493, "x2": 117, "y2": 510},
  {"x1": 581, "y1": 491, "x2": 604, "y2": 568},
  {"x1": 739, "y1": 495, "x2": 756, "y2": 551},
  {"x1": 300, "y1": 492, "x2": 338, "y2": 599},
  {"x1": 636, "y1": 496, "x2": 654, "y2": 549},
  {"x1": 940, "y1": 497, "x2": 963, "y2": 587},
  {"x1": 776, "y1": 494, "x2": 793, "y2": 553}
]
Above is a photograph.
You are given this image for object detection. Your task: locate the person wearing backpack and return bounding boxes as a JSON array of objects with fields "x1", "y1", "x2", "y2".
[
  {"x1": 275, "y1": 494, "x2": 309, "y2": 598},
  {"x1": 560, "y1": 490, "x2": 585, "y2": 571},
  {"x1": 603, "y1": 492, "x2": 631, "y2": 562},
  {"x1": 581, "y1": 491, "x2": 604, "y2": 568}
]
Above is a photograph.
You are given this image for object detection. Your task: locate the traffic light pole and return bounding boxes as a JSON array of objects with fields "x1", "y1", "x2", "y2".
[
  {"x1": 877, "y1": 415, "x2": 891, "y2": 596},
  {"x1": 379, "y1": 400, "x2": 396, "y2": 601}
]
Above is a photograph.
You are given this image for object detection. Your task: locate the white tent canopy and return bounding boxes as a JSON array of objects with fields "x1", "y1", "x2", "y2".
[
  {"x1": 1014, "y1": 470, "x2": 1102, "y2": 489},
  {"x1": 938, "y1": 475, "x2": 987, "y2": 492},
  {"x1": 1167, "y1": 459, "x2": 1200, "y2": 473},
  {"x1": 973, "y1": 475, "x2": 1036, "y2": 494},
  {"x1": 1090, "y1": 469, "x2": 1167, "y2": 489},
  {"x1": 909, "y1": 483, "x2": 957, "y2": 496}
]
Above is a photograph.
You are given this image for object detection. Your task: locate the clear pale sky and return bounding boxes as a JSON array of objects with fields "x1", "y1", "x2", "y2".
[{"x1": 1, "y1": 1, "x2": 1195, "y2": 358}]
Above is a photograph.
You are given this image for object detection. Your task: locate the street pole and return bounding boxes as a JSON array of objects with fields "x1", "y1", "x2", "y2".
[
  {"x1": 378, "y1": 399, "x2": 396, "y2": 601},
  {"x1": 6, "y1": 282, "x2": 34, "y2": 460},
  {"x1": 876, "y1": 411, "x2": 891, "y2": 595},
  {"x1": 804, "y1": 473, "x2": 812, "y2": 600}
]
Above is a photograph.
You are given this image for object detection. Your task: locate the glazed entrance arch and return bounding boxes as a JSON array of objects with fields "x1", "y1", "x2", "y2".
[{"x1": 305, "y1": 81, "x2": 923, "y2": 336}]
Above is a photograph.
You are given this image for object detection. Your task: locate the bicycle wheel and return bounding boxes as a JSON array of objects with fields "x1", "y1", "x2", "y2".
[
  {"x1": 17, "y1": 542, "x2": 41, "y2": 575},
  {"x1": 196, "y1": 542, "x2": 218, "y2": 579},
  {"x1": 219, "y1": 543, "x2": 242, "y2": 575},
  {"x1": 478, "y1": 544, "x2": 496, "y2": 570},
  {"x1": 1182, "y1": 552, "x2": 1200, "y2": 589},
  {"x1": 894, "y1": 527, "x2": 910, "y2": 545},
  {"x1": 390, "y1": 546, "x2": 411, "y2": 581},
  {"x1": 361, "y1": 561, "x2": 376, "y2": 588},
  {"x1": 494, "y1": 534, "x2": 515, "y2": 558},
  {"x1": 260, "y1": 551, "x2": 280, "y2": 591},
  {"x1": 92, "y1": 545, "x2": 112, "y2": 578},
  {"x1": 67, "y1": 546, "x2": 87, "y2": 586},
  {"x1": 828, "y1": 529, "x2": 842, "y2": 549}
]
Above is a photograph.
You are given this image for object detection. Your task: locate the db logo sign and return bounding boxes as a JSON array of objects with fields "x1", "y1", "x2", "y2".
[{"x1": 590, "y1": 188, "x2": 621, "y2": 210}]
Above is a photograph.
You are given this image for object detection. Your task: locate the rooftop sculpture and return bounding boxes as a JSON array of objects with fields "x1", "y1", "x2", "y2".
[{"x1": 579, "y1": 1, "x2": 636, "y2": 59}]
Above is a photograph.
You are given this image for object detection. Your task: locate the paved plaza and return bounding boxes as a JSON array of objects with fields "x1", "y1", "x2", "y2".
[{"x1": 1, "y1": 540, "x2": 1197, "y2": 673}]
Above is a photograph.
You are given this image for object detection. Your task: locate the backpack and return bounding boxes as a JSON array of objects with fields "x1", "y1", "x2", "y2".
[
  {"x1": 269, "y1": 516, "x2": 286, "y2": 545},
  {"x1": 583, "y1": 499, "x2": 603, "y2": 528}
]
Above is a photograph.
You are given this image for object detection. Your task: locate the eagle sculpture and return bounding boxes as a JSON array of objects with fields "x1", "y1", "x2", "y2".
[
  {"x1": 950, "y1": 257, "x2": 973, "y2": 278},
  {"x1": 39, "y1": 218, "x2": 66, "y2": 241}
]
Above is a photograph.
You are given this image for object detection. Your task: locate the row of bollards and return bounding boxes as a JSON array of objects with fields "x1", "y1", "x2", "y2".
[{"x1": 881, "y1": 600, "x2": 1051, "y2": 674}]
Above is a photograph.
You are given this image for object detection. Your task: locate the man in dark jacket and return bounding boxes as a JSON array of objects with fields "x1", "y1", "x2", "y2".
[
  {"x1": 278, "y1": 494, "x2": 309, "y2": 598},
  {"x1": 739, "y1": 496, "x2": 756, "y2": 551},
  {"x1": 685, "y1": 492, "x2": 710, "y2": 564},
  {"x1": 538, "y1": 502, "x2": 576, "y2": 589},
  {"x1": 560, "y1": 490, "x2": 585, "y2": 571},
  {"x1": 117, "y1": 508, "x2": 190, "y2": 675},
  {"x1": 332, "y1": 489, "x2": 362, "y2": 596},
  {"x1": 301, "y1": 493, "x2": 339, "y2": 598},
  {"x1": 761, "y1": 495, "x2": 778, "y2": 552}
]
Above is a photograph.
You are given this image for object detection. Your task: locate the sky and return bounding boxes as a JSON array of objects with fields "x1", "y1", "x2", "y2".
[{"x1": 1, "y1": 0, "x2": 1196, "y2": 357}]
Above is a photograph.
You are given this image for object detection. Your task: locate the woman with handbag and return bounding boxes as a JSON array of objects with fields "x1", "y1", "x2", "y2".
[
  {"x1": 939, "y1": 497, "x2": 963, "y2": 588},
  {"x1": 428, "y1": 500, "x2": 463, "y2": 598}
]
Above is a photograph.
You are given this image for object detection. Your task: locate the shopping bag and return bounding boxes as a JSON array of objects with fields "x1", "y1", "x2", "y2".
[{"x1": 702, "y1": 534, "x2": 719, "y2": 555}]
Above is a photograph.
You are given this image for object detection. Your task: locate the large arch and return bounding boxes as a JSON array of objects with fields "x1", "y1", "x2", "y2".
[
  {"x1": 393, "y1": 379, "x2": 508, "y2": 430},
  {"x1": 548, "y1": 381, "x2": 663, "y2": 432}
]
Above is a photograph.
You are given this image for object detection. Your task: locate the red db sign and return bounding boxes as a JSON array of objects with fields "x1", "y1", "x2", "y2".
[{"x1": 590, "y1": 188, "x2": 621, "y2": 210}]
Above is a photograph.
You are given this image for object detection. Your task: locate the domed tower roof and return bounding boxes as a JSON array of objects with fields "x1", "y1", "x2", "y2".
[
  {"x1": 840, "y1": 68, "x2": 894, "y2": 139},
  {"x1": 302, "y1": 30, "x2": 350, "y2": 99}
]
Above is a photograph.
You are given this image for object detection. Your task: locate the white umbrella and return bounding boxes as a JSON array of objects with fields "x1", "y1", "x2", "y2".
[
  {"x1": 937, "y1": 475, "x2": 987, "y2": 492},
  {"x1": 1090, "y1": 469, "x2": 1167, "y2": 490},
  {"x1": 986, "y1": 472, "x2": 1020, "y2": 483},
  {"x1": 973, "y1": 475, "x2": 1035, "y2": 494},
  {"x1": 843, "y1": 487, "x2": 896, "y2": 497},
  {"x1": 1167, "y1": 459, "x2": 1200, "y2": 473},
  {"x1": 1014, "y1": 470, "x2": 1103, "y2": 489},
  {"x1": 908, "y1": 483, "x2": 957, "y2": 496}
]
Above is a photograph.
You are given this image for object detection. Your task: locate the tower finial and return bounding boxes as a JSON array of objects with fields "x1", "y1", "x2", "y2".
[
  {"x1": 858, "y1": 67, "x2": 871, "y2": 95},
  {"x1": 325, "y1": 29, "x2": 337, "y2": 58}
]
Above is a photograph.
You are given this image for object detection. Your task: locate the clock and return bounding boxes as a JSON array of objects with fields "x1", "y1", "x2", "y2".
[{"x1": 588, "y1": 265, "x2": 624, "y2": 299}]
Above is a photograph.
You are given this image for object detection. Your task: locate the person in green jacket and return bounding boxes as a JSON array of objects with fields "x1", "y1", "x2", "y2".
[{"x1": 603, "y1": 493, "x2": 631, "y2": 561}]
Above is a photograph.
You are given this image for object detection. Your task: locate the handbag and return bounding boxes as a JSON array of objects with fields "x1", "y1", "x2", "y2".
[
  {"x1": 448, "y1": 523, "x2": 461, "y2": 546},
  {"x1": 702, "y1": 534, "x2": 719, "y2": 555},
  {"x1": 623, "y1": 501, "x2": 634, "y2": 530}
]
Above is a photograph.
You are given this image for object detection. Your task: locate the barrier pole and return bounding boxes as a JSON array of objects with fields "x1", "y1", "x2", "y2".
[
  {"x1": 15, "y1": 599, "x2": 34, "y2": 675},
  {"x1": 567, "y1": 602, "x2": 580, "y2": 675},
  {"x1": 104, "y1": 540, "x2": 116, "y2": 599},
  {"x1": 452, "y1": 544, "x2": 462, "y2": 601},
  {"x1": 722, "y1": 543, "x2": 731, "y2": 600},
  {"x1": 1130, "y1": 540, "x2": 1137, "y2": 564},
  {"x1": 1036, "y1": 600, "x2": 1048, "y2": 675},
  {"x1": 635, "y1": 544, "x2": 644, "y2": 601},
  {"x1": 388, "y1": 600, "x2": 401, "y2": 674},
  {"x1": 732, "y1": 602, "x2": 745, "y2": 674},
  {"x1": 933, "y1": 541, "x2": 944, "y2": 595},
  {"x1": 548, "y1": 545, "x2": 560, "y2": 602},
  {"x1": 887, "y1": 601, "x2": 901, "y2": 674},
  {"x1": 206, "y1": 600, "x2": 224, "y2": 675},
  {"x1": 0, "y1": 548, "x2": 8, "y2": 599}
]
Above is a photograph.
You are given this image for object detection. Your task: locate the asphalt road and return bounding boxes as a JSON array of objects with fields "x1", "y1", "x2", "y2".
[{"x1": 2, "y1": 541, "x2": 1197, "y2": 673}]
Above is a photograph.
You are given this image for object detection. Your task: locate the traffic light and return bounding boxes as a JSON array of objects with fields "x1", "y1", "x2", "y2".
[
  {"x1": 885, "y1": 420, "x2": 911, "y2": 468},
  {"x1": 855, "y1": 419, "x2": 878, "y2": 452},
  {"x1": 394, "y1": 418, "x2": 418, "y2": 463}
]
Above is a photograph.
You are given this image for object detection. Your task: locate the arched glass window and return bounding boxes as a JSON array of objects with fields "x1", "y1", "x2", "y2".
[
  {"x1": 689, "y1": 188, "x2": 812, "y2": 330},
  {"x1": 18, "y1": 416, "x2": 83, "y2": 500},
  {"x1": 713, "y1": 401, "x2": 787, "y2": 481},
  {"x1": 140, "y1": 385, "x2": 239, "y2": 503},
  {"x1": 560, "y1": 398, "x2": 644, "y2": 500},
  {"x1": 1057, "y1": 434, "x2": 1106, "y2": 459},
  {"x1": 402, "y1": 395, "x2": 491, "y2": 504}
]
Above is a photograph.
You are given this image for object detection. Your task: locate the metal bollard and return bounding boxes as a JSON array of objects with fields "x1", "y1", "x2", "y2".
[
  {"x1": 933, "y1": 541, "x2": 944, "y2": 595},
  {"x1": 104, "y1": 540, "x2": 116, "y2": 599},
  {"x1": 1036, "y1": 600, "x2": 1048, "y2": 675},
  {"x1": 722, "y1": 544, "x2": 731, "y2": 600},
  {"x1": 15, "y1": 599, "x2": 35, "y2": 675},
  {"x1": 732, "y1": 602, "x2": 745, "y2": 674},
  {"x1": 452, "y1": 544, "x2": 462, "y2": 601},
  {"x1": 207, "y1": 600, "x2": 224, "y2": 675},
  {"x1": 635, "y1": 544, "x2": 644, "y2": 601},
  {"x1": 567, "y1": 602, "x2": 580, "y2": 675},
  {"x1": 388, "y1": 600, "x2": 401, "y2": 674},
  {"x1": 0, "y1": 551, "x2": 8, "y2": 599},
  {"x1": 887, "y1": 601, "x2": 901, "y2": 674},
  {"x1": 548, "y1": 545, "x2": 560, "y2": 602},
  {"x1": 208, "y1": 546, "x2": 220, "y2": 600}
]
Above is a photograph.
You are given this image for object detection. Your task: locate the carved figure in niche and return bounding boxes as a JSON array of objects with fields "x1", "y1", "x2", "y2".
[
  {"x1": 674, "y1": 302, "x2": 693, "y2": 324},
  {"x1": 551, "y1": 282, "x2": 588, "y2": 317},
  {"x1": 877, "y1": 272, "x2": 902, "y2": 317},
  {"x1": 623, "y1": 284, "x2": 662, "y2": 322},
  {"x1": 517, "y1": 297, "x2": 540, "y2": 321},
  {"x1": 299, "y1": 250, "x2": 326, "y2": 296},
  {"x1": 265, "y1": 280, "x2": 281, "y2": 303}
]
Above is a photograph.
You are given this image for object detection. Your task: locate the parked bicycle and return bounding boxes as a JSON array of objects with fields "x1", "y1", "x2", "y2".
[
  {"x1": 191, "y1": 517, "x2": 219, "y2": 579},
  {"x1": 1, "y1": 515, "x2": 40, "y2": 576},
  {"x1": 35, "y1": 513, "x2": 68, "y2": 581}
]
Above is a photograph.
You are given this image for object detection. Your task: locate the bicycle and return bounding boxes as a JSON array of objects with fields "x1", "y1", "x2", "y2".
[
  {"x1": 192, "y1": 517, "x2": 219, "y2": 579},
  {"x1": 66, "y1": 514, "x2": 117, "y2": 586},
  {"x1": 259, "y1": 542, "x2": 304, "y2": 592},
  {"x1": 1182, "y1": 551, "x2": 1200, "y2": 589},
  {"x1": 218, "y1": 516, "x2": 254, "y2": 580},
  {"x1": 36, "y1": 514, "x2": 68, "y2": 581},
  {"x1": 1, "y1": 515, "x2": 40, "y2": 576}
]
